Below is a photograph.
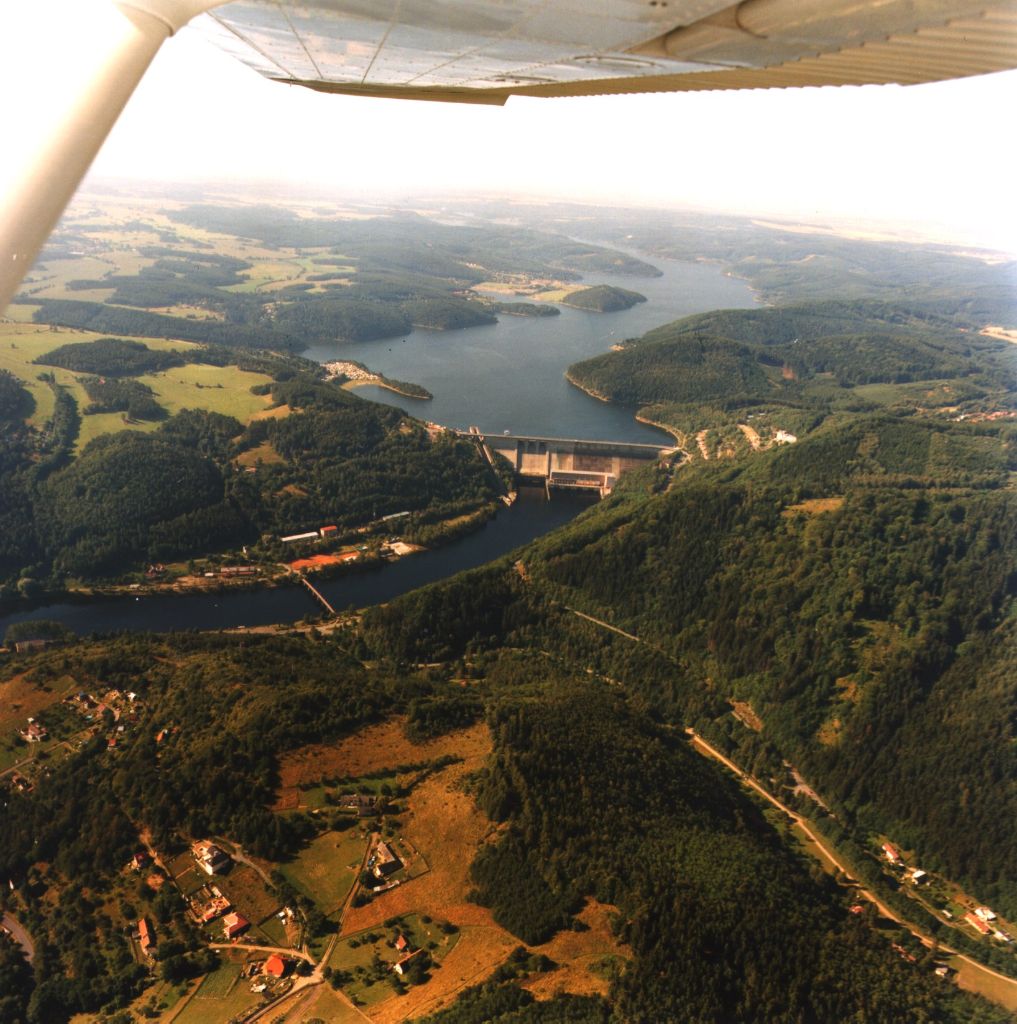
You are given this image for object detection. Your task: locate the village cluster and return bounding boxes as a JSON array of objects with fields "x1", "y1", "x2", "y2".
[
  {"x1": 130, "y1": 838, "x2": 302, "y2": 1000},
  {"x1": 5, "y1": 685, "x2": 145, "y2": 795},
  {"x1": 881, "y1": 842, "x2": 1012, "y2": 944}
]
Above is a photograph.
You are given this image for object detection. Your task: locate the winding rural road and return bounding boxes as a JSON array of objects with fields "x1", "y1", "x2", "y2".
[
  {"x1": 563, "y1": 604, "x2": 1017, "y2": 1013},
  {"x1": 1, "y1": 912, "x2": 34, "y2": 963},
  {"x1": 686, "y1": 729, "x2": 1017, "y2": 1012}
]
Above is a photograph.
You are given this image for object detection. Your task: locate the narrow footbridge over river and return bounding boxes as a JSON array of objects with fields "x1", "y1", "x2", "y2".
[{"x1": 463, "y1": 429, "x2": 679, "y2": 496}]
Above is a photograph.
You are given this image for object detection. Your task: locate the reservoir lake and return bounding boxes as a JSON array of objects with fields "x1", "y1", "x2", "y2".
[{"x1": 2, "y1": 254, "x2": 756, "y2": 635}]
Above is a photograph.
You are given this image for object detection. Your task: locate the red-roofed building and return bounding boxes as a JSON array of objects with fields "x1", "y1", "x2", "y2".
[
  {"x1": 882, "y1": 843, "x2": 901, "y2": 865},
  {"x1": 320, "y1": 525, "x2": 338, "y2": 537},
  {"x1": 138, "y1": 918, "x2": 156, "y2": 956},
  {"x1": 263, "y1": 954, "x2": 289, "y2": 977},
  {"x1": 395, "y1": 934, "x2": 410, "y2": 952},
  {"x1": 965, "y1": 912, "x2": 992, "y2": 936},
  {"x1": 223, "y1": 912, "x2": 250, "y2": 939}
]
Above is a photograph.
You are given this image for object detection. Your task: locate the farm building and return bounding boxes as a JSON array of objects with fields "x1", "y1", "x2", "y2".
[
  {"x1": 192, "y1": 840, "x2": 231, "y2": 875},
  {"x1": 965, "y1": 913, "x2": 992, "y2": 936},
  {"x1": 373, "y1": 841, "x2": 401, "y2": 878},
  {"x1": 138, "y1": 918, "x2": 156, "y2": 957},
  {"x1": 339, "y1": 793, "x2": 386, "y2": 817},
  {"x1": 263, "y1": 954, "x2": 290, "y2": 978},
  {"x1": 881, "y1": 843, "x2": 902, "y2": 864},
  {"x1": 20, "y1": 719, "x2": 47, "y2": 743},
  {"x1": 223, "y1": 912, "x2": 250, "y2": 940}
]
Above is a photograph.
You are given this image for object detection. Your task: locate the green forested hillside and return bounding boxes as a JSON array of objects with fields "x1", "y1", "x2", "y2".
[
  {"x1": 38, "y1": 432, "x2": 227, "y2": 575},
  {"x1": 364, "y1": 414, "x2": 1017, "y2": 928},
  {"x1": 0, "y1": 632, "x2": 1009, "y2": 1024},
  {"x1": 562, "y1": 285, "x2": 646, "y2": 313},
  {"x1": 570, "y1": 333, "x2": 772, "y2": 406},
  {"x1": 36, "y1": 337, "x2": 185, "y2": 376},
  {"x1": 467, "y1": 679, "x2": 998, "y2": 1022},
  {"x1": 272, "y1": 296, "x2": 412, "y2": 342},
  {"x1": 0, "y1": 360, "x2": 500, "y2": 585},
  {"x1": 566, "y1": 301, "x2": 1015, "y2": 463}
]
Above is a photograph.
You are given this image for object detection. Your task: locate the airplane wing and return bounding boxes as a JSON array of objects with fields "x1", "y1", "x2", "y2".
[
  {"x1": 2, "y1": 0, "x2": 1016, "y2": 310},
  {"x1": 196, "y1": 0, "x2": 1017, "y2": 106}
]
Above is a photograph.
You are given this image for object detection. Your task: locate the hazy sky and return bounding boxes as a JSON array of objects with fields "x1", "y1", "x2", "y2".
[{"x1": 4, "y1": 1, "x2": 1016, "y2": 253}]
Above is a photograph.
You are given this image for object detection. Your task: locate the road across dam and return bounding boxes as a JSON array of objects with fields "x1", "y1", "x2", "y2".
[{"x1": 464, "y1": 429, "x2": 678, "y2": 496}]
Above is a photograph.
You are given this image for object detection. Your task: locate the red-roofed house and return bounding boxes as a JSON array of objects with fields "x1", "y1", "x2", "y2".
[
  {"x1": 138, "y1": 918, "x2": 156, "y2": 956},
  {"x1": 223, "y1": 912, "x2": 250, "y2": 939},
  {"x1": 965, "y1": 912, "x2": 992, "y2": 936},
  {"x1": 263, "y1": 954, "x2": 289, "y2": 977},
  {"x1": 881, "y1": 843, "x2": 901, "y2": 864}
]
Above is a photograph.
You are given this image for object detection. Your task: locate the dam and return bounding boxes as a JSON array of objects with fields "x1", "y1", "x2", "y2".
[{"x1": 467, "y1": 430, "x2": 678, "y2": 497}]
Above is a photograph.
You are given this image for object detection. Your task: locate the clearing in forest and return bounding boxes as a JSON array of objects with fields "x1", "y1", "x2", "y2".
[
  {"x1": 522, "y1": 900, "x2": 629, "y2": 1001},
  {"x1": 783, "y1": 496, "x2": 845, "y2": 516},
  {"x1": 276, "y1": 718, "x2": 491, "y2": 790}
]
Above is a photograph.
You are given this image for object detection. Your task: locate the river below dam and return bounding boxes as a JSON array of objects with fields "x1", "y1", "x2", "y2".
[
  {"x1": 0, "y1": 488, "x2": 591, "y2": 636},
  {"x1": 2, "y1": 252, "x2": 756, "y2": 636}
]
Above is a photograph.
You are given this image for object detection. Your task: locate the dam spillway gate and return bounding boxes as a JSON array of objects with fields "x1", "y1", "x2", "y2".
[{"x1": 469, "y1": 430, "x2": 678, "y2": 497}]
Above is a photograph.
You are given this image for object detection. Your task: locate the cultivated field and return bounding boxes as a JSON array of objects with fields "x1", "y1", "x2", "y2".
[
  {"x1": 272, "y1": 984, "x2": 365, "y2": 1024},
  {"x1": 214, "y1": 865, "x2": 283, "y2": 938},
  {"x1": 0, "y1": 320, "x2": 275, "y2": 449},
  {"x1": 173, "y1": 958, "x2": 261, "y2": 1024},
  {"x1": 279, "y1": 830, "x2": 367, "y2": 916}
]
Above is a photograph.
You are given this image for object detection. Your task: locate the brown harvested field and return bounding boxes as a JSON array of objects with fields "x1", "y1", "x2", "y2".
[
  {"x1": 980, "y1": 325, "x2": 1017, "y2": 345},
  {"x1": 366, "y1": 924, "x2": 517, "y2": 1023},
  {"x1": 336, "y1": 736, "x2": 520, "y2": 1021},
  {"x1": 729, "y1": 700, "x2": 763, "y2": 733},
  {"x1": 0, "y1": 673, "x2": 72, "y2": 731},
  {"x1": 235, "y1": 440, "x2": 285, "y2": 467},
  {"x1": 522, "y1": 900, "x2": 629, "y2": 1001},
  {"x1": 277, "y1": 719, "x2": 491, "y2": 789},
  {"x1": 783, "y1": 497, "x2": 844, "y2": 516}
]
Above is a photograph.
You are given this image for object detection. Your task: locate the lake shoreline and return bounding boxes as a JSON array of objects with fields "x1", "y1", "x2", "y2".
[{"x1": 563, "y1": 369, "x2": 610, "y2": 403}]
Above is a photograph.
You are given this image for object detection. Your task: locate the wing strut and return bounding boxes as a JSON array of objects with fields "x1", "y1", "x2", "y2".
[{"x1": 0, "y1": 1, "x2": 222, "y2": 312}]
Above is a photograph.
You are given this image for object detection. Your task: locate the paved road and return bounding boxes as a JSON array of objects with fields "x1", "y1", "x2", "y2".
[
  {"x1": 557, "y1": 605, "x2": 1017, "y2": 1012},
  {"x1": 1, "y1": 912, "x2": 34, "y2": 963},
  {"x1": 686, "y1": 729, "x2": 1017, "y2": 1011}
]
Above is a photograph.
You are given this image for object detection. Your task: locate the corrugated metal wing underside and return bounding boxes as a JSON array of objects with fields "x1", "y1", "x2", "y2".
[{"x1": 197, "y1": 1, "x2": 1017, "y2": 104}]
